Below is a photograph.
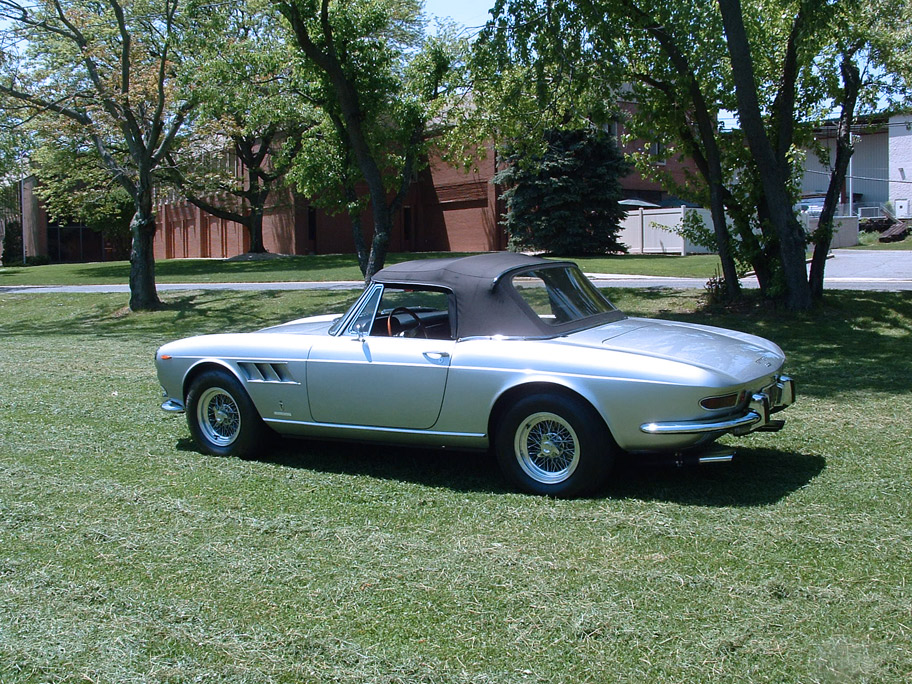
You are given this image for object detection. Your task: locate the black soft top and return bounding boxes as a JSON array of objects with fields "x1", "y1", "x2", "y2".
[{"x1": 372, "y1": 252, "x2": 623, "y2": 338}]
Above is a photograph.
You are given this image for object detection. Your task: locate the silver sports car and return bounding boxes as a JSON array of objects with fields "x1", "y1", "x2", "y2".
[{"x1": 155, "y1": 253, "x2": 795, "y2": 497}]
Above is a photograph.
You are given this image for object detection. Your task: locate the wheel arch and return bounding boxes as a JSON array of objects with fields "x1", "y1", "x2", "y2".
[
  {"x1": 182, "y1": 359, "x2": 245, "y2": 401},
  {"x1": 488, "y1": 381, "x2": 615, "y2": 443}
]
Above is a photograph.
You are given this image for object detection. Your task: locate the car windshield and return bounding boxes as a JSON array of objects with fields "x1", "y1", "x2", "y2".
[{"x1": 510, "y1": 266, "x2": 617, "y2": 326}]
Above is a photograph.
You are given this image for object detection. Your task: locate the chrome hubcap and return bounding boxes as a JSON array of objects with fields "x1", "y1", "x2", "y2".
[
  {"x1": 515, "y1": 412, "x2": 580, "y2": 485},
  {"x1": 198, "y1": 387, "x2": 241, "y2": 446}
]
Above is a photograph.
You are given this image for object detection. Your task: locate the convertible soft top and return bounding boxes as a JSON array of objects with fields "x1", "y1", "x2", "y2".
[{"x1": 371, "y1": 252, "x2": 623, "y2": 338}]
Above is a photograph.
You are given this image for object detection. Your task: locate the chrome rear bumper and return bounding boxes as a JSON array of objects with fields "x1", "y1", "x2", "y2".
[{"x1": 640, "y1": 375, "x2": 795, "y2": 436}]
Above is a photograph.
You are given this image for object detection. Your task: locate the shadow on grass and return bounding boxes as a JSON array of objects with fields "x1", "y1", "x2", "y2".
[
  {"x1": 179, "y1": 434, "x2": 823, "y2": 506},
  {"x1": 0, "y1": 290, "x2": 363, "y2": 341},
  {"x1": 610, "y1": 447, "x2": 825, "y2": 507}
]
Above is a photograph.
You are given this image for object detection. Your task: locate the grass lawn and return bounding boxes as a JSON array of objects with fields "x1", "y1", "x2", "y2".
[
  {"x1": 851, "y1": 231, "x2": 912, "y2": 250},
  {"x1": 1, "y1": 288, "x2": 910, "y2": 682},
  {"x1": 0, "y1": 251, "x2": 724, "y2": 286}
]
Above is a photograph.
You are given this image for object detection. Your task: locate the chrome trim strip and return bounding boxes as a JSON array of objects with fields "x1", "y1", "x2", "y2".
[
  {"x1": 263, "y1": 417, "x2": 485, "y2": 440},
  {"x1": 640, "y1": 410, "x2": 762, "y2": 435},
  {"x1": 161, "y1": 399, "x2": 185, "y2": 413}
]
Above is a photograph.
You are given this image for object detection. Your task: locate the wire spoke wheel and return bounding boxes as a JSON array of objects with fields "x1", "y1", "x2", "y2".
[
  {"x1": 186, "y1": 370, "x2": 268, "y2": 459},
  {"x1": 496, "y1": 393, "x2": 613, "y2": 497},
  {"x1": 514, "y1": 411, "x2": 580, "y2": 484},
  {"x1": 197, "y1": 387, "x2": 242, "y2": 446}
]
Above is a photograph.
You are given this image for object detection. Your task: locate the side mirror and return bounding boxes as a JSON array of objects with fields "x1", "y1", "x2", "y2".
[{"x1": 353, "y1": 322, "x2": 368, "y2": 342}]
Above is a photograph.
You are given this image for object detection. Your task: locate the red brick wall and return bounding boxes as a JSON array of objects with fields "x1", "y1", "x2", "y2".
[{"x1": 152, "y1": 134, "x2": 697, "y2": 261}]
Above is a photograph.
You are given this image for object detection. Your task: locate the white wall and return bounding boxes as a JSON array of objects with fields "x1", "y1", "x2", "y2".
[
  {"x1": 619, "y1": 207, "x2": 713, "y2": 255},
  {"x1": 802, "y1": 130, "x2": 888, "y2": 208},
  {"x1": 889, "y1": 115, "x2": 912, "y2": 218},
  {"x1": 804, "y1": 216, "x2": 859, "y2": 248},
  {"x1": 621, "y1": 207, "x2": 859, "y2": 255}
]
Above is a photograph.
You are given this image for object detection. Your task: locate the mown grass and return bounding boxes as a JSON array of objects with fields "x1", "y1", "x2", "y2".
[
  {"x1": 0, "y1": 251, "x2": 723, "y2": 286},
  {"x1": 1, "y1": 288, "x2": 910, "y2": 682},
  {"x1": 851, "y1": 231, "x2": 912, "y2": 251}
]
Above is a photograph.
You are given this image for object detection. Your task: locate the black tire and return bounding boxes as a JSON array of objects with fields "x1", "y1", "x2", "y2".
[
  {"x1": 495, "y1": 393, "x2": 614, "y2": 498},
  {"x1": 185, "y1": 370, "x2": 268, "y2": 459}
]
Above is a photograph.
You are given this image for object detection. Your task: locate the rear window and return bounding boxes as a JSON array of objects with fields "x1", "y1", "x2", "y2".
[{"x1": 511, "y1": 266, "x2": 617, "y2": 326}]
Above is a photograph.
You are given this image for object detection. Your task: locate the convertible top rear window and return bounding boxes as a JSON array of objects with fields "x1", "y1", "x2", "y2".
[{"x1": 511, "y1": 266, "x2": 617, "y2": 326}]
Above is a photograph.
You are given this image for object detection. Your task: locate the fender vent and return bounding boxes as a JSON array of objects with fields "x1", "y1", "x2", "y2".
[{"x1": 238, "y1": 362, "x2": 297, "y2": 384}]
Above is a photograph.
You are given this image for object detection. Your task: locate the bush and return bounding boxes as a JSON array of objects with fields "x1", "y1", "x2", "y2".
[
  {"x1": 1, "y1": 220, "x2": 22, "y2": 266},
  {"x1": 494, "y1": 128, "x2": 629, "y2": 255}
]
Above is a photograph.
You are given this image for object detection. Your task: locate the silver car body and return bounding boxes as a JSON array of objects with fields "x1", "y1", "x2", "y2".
[{"x1": 156, "y1": 253, "x2": 794, "y2": 461}]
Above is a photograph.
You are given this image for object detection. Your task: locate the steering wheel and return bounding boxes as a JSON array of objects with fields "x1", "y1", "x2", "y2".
[{"x1": 387, "y1": 306, "x2": 427, "y2": 338}]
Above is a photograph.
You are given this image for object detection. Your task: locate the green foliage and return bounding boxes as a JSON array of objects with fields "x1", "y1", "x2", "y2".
[
  {"x1": 494, "y1": 128, "x2": 629, "y2": 255},
  {"x1": 465, "y1": 0, "x2": 620, "y2": 159},
  {"x1": 31, "y1": 140, "x2": 133, "y2": 240},
  {"x1": 1, "y1": 220, "x2": 22, "y2": 266},
  {"x1": 0, "y1": 0, "x2": 209, "y2": 308},
  {"x1": 477, "y1": 0, "x2": 912, "y2": 308},
  {"x1": 275, "y1": 0, "x2": 469, "y2": 276},
  {"x1": 162, "y1": 1, "x2": 313, "y2": 253}
]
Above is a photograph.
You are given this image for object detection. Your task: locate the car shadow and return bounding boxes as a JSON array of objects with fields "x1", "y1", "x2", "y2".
[
  {"x1": 608, "y1": 447, "x2": 826, "y2": 507},
  {"x1": 177, "y1": 437, "x2": 824, "y2": 507}
]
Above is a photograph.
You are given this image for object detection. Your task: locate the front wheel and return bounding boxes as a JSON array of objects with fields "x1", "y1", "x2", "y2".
[
  {"x1": 495, "y1": 393, "x2": 613, "y2": 497},
  {"x1": 185, "y1": 370, "x2": 267, "y2": 459}
]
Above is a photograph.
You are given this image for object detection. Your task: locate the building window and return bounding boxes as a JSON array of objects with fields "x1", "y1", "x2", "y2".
[
  {"x1": 402, "y1": 206, "x2": 412, "y2": 241},
  {"x1": 649, "y1": 141, "x2": 667, "y2": 165},
  {"x1": 308, "y1": 207, "x2": 317, "y2": 241}
]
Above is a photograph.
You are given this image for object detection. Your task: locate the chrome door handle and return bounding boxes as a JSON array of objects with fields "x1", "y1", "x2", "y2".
[{"x1": 423, "y1": 351, "x2": 450, "y2": 361}]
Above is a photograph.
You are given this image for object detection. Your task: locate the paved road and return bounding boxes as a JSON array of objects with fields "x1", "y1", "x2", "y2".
[
  {"x1": 2, "y1": 249, "x2": 910, "y2": 294},
  {"x1": 590, "y1": 250, "x2": 912, "y2": 291}
]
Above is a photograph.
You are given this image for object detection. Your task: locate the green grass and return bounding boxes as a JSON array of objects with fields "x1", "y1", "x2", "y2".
[
  {"x1": 0, "y1": 251, "x2": 723, "y2": 286},
  {"x1": 571, "y1": 253, "x2": 723, "y2": 278},
  {"x1": 1, "y1": 288, "x2": 911, "y2": 682},
  {"x1": 850, "y1": 231, "x2": 912, "y2": 250}
]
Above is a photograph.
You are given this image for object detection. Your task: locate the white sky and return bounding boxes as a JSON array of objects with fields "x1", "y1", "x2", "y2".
[{"x1": 423, "y1": 0, "x2": 494, "y2": 33}]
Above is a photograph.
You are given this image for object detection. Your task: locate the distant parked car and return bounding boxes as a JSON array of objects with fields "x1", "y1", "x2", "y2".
[{"x1": 156, "y1": 253, "x2": 795, "y2": 497}]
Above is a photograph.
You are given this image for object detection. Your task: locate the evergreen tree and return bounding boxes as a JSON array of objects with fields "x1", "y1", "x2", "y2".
[{"x1": 494, "y1": 129, "x2": 629, "y2": 255}]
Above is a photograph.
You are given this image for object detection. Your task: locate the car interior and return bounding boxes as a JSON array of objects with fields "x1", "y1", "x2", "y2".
[{"x1": 368, "y1": 287, "x2": 454, "y2": 339}]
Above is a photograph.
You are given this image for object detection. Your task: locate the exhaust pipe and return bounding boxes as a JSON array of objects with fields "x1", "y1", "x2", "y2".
[{"x1": 674, "y1": 447, "x2": 735, "y2": 467}]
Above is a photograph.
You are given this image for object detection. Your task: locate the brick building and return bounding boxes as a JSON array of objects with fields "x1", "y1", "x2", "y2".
[
  {"x1": 153, "y1": 131, "x2": 695, "y2": 260},
  {"x1": 17, "y1": 125, "x2": 696, "y2": 263}
]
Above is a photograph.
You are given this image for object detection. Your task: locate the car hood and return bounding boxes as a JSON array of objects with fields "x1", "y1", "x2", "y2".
[
  {"x1": 258, "y1": 313, "x2": 340, "y2": 335},
  {"x1": 560, "y1": 317, "x2": 785, "y2": 381}
]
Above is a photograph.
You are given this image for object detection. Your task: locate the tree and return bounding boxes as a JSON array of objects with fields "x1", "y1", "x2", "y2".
[
  {"x1": 806, "y1": 0, "x2": 912, "y2": 298},
  {"x1": 0, "y1": 0, "x2": 199, "y2": 310},
  {"x1": 479, "y1": 0, "x2": 912, "y2": 309},
  {"x1": 30, "y1": 136, "x2": 133, "y2": 250},
  {"x1": 275, "y1": 0, "x2": 464, "y2": 280},
  {"x1": 166, "y1": 0, "x2": 307, "y2": 254},
  {"x1": 494, "y1": 127, "x2": 628, "y2": 255},
  {"x1": 474, "y1": 0, "x2": 745, "y2": 298}
]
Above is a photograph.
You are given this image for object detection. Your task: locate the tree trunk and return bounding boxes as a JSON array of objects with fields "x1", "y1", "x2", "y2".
[
  {"x1": 248, "y1": 206, "x2": 267, "y2": 253},
  {"x1": 343, "y1": 183, "x2": 369, "y2": 276},
  {"x1": 809, "y1": 57, "x2": 860, "y2": 300},
  {"x1": 717, "y1": 0, "x2": 812, "y2": 310},
  {"x1": 246, "y1": 175, "x2": 268, "y2": 254},
  {"x1": 364, "y1": 207, "x2": 392, "y2": 282},
  {"x1": 707, "y1": 173, "x2": 740, "y2": 300},
  {"x1": 128, "y1": 188, "x2": 161, "y2": 311}
]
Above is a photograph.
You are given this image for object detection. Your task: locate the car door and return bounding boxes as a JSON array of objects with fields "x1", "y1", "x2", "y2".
[{"x1": 305, "y1": 286, "x2": 455, "y2": 430}]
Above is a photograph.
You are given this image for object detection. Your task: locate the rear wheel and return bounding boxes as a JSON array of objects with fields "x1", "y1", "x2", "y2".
[
  {"x1": 495, "y1": 393, "x2": 613, "y2": 497},
  {"x1": 186, "y1": 370, "x2": 267, "y2": 459}
]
